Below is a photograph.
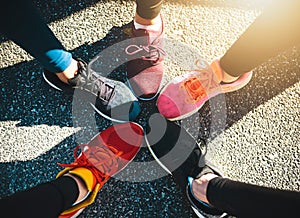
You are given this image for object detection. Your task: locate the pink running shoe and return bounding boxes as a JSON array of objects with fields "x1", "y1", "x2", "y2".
[{"x1": 157, "y1": 59, "x2": 252, "y2": 121}]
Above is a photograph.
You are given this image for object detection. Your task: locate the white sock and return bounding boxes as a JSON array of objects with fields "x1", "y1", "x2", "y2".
[{"x1": 134, "y1": 20, "x2": 161, "y2": 32}]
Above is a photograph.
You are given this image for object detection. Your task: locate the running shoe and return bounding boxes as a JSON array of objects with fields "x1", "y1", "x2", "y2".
[
  {"x1": 145, "y1": 113, "x2": 226, "y2": 217},
  {"x1": 157, "y1": 59, "x2": 252, "y2": 120},
  {"x1": 125, "y1": 14, "x2": 165, "y2": 100},
  {"x1": 43, "y1": 59, "x2": 141, "y2": 123},
  {"x1": 57, "y1": 122, "x2": 144, "y2": 218},
  {"x1": 186, "y1": 164, "x2": 227, "y2": 218}
]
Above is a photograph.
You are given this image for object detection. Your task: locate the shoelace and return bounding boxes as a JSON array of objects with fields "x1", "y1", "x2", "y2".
[
  {"x1": 58, "y1": 144, "x2": 124, "y2": 183},
  {"x1": 125, "y1": 44, "x2": 166, "y2": 62},
  {"x1": 182, "y1": 60, "x2": 219, "y2": 103},
  {"x1": 76, "y1": 61, "x2": 115, "y2": 104}
]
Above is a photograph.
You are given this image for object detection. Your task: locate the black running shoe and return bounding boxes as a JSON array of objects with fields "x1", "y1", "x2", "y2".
[
  {"x1": 43, "y1": 59, "x2": 141, "y2": 122},
  {"x1": 145, "y1": 112, "x2": 226, "y2": 218}
]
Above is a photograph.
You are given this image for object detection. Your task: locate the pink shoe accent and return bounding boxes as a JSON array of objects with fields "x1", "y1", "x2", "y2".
[{"x1": 157, "y1": 59, "x2": 252, "y2": 121}]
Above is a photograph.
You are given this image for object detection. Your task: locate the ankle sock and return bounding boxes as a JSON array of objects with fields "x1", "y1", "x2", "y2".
[{"x1": 134, "y1": 20, "x2": 161, "y2": 32}]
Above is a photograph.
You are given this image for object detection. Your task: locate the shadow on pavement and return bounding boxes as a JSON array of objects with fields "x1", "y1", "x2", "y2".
[{"x1": 194, "y1": 44, "x2": 300, "y2": 142}]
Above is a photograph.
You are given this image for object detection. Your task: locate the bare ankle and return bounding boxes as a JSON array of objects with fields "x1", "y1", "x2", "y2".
[
  {"x1": 192, "y1": 173, "x2": 218, "y2": 205},
  {"x1": 57, "y1": 59, "x2": 78, "y2": 84},
  {"x1": 64, "y1": 174, "x2": 88, "y2": 204},
  {"x1": 222, "y1": 71, "x2": 239, "y2": 83}
]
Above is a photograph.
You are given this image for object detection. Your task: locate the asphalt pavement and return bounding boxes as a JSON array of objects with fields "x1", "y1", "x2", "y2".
[{"x1": 0, "y1": 0, "x2": 299, "y2": 217}]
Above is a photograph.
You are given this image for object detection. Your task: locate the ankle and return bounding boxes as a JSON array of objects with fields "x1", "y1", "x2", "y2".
[
  {"x1": 222, "y1": 71, "x2": 239, "y2": 83},
  {"x1": 57, "y1": 59, "x2": 78, "y2": 84},
  {"x1": 211, "y1": 60, "x2": 239, "y2": 83},
  {"x1": 192, "y1": 173, "x2": 218, "y2": 205},
  {"x1": 64, "y1": 173, "x2": 88, "y2": 204}
]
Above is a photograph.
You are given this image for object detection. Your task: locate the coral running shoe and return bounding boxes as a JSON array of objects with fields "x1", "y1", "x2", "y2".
[
  {"x1": 57, "y1": 122, "x2": 144, "y2": 218},
  {"x1": 157, "y1": 59, "x2": 252, "y2": 120}
]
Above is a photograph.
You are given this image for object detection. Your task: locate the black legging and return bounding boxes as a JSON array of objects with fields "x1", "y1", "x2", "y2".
[
  {"x1": 220, "y1": 0, "x2": 300, "y2": 77},
  {"x1": 0, "y1": 176, "x2": 78, "y2": 218},
  {"x1": 136, "y1": 0, "x2": 163, "y2": 19},
  {"x1": 1, "y1": 173, "x2": 299, "y2": 218},
  {"x1": 208, "y1": 177, "x2": 300, "y2": 218},
  {"x1": 0, "y1": 0, "x2": 163, "y2": 72}
]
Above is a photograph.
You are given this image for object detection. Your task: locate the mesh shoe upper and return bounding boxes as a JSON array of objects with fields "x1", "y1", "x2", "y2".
[
  {"x1": 157, "y1": 59, "x2": 252, "y2": 121},
  {"x1": 125, "y1": 15, "x2": 165, "y2": 100},
  {"x1": 145, "y1": 112, "x2": 225, "y2": 217},
  {"x1": 57, "y1": 122, "x2": 144, "y2": 217},
  {"x1": 43, "y1": 59, "x2": 141, "y2": 122}
]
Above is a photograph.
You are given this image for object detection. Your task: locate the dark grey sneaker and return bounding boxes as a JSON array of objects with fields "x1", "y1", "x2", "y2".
[
  {"x1": 145, "y1": 111, "x2": 227, "y2": 218},
  {"x1": 43, "y1": 59, "x2": 141, "y2": 123}
]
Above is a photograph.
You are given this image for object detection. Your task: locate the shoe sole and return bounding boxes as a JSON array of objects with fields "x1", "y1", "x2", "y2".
[
  {"x1": 43, "y1": 72, "x2": 63, "y2": 91},
  {"x1": 70, "y1": 208, "x2": 85, "y2": 218},
  {"x1": 190, "y1": 202, "x2": 227, "y2": 218},
  {"x1": 43, "y1": 72, "x2": 133, "y2": 124},
  {"x1": 158, "y1": 71, "x2": 253, "y2": 121}
]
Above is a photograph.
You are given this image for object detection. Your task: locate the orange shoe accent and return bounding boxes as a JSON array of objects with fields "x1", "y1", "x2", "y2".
[
  {"x1": 182, "y1": 76, "x2": 207, "y2": 103},
  {"x1": 210, "y1": 59, "x2": 224, "y2": 82}
]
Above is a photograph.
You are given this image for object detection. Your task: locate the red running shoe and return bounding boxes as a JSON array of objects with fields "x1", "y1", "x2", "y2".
[{"x1": 57, "y1": 122, "x2": 144, "y2": 218}]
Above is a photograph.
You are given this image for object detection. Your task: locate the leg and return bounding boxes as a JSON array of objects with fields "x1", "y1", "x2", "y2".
[
  {"x1": 0, "y1": 0, "x2": 78, "y2": 82},
  {"x1": 192, "y1": 175, "x2": 300, "y2": 217},
  {"x1": 135, "y1": 0, "x2": 163, "y2": 22},
  {"x1": 220, "y1": 0, "x2": 300, "y2": 78},
  {"x1": 0, "y1": 122, "x2": 144, "y2": 218},
  {"x1": 157, "y1": 0, "x2": 300, "y2": 120},
  {"x1": 0, "y1": 176, "x2": 79, "y2": 218}
]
